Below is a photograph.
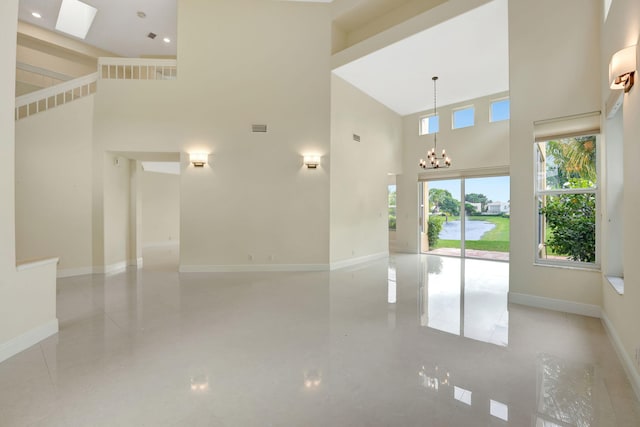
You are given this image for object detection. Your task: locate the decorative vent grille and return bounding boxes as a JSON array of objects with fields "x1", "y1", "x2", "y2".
[{"x1": 252, "y1": 124, "x2": 267, "y2": 133}]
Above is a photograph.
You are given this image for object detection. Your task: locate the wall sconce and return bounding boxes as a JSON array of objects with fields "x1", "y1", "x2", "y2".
[
  {"x1": 609, "y1": 45, "x2": 636, "y2": 93},
  {"x1": 304, "y1": 155, "x2": 320, "y2": 169},
  {"x1": 190, "y1": 153, "x2": 208, "y2": 168}
]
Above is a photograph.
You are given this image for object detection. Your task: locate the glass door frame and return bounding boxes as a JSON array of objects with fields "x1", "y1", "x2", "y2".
[{"x1": 419, "y1": 172, "x2": 510, "y2": 261}]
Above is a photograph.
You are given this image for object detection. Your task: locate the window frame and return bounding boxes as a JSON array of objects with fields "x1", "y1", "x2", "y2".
[
  {"x1": 419, "y1": 113, "x2": 439, "y2": 136},
  {"x1": 452, "y1": 105, "x2": 475, "y2": 129},
  {"x1": 489, "y1": 98, "x2": 510, "y2": 123},
  {"x1": 533, "y1": 135, "x2": 600, "y2": 270},
  {"x1": 388, "y1": 184, "x2": 397, "y2": 231}
]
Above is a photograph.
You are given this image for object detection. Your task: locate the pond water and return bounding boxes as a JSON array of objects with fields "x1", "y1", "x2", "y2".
[{"x1": 439, "y1": 220, "x2": 495, "y2": 240}]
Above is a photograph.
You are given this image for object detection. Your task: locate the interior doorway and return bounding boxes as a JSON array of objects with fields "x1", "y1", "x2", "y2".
[
  {"x1": 420, "y1": 175, "x2": 510, "y2": 261},
  {"x1": 139, "y1": 159, "x2": 181, "y2": 271}
]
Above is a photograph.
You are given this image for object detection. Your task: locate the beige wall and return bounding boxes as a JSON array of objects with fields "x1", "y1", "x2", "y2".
[
  {"x1": 507, "y1": 0, "x2": 602, "y2": 307},
  {"x1": 15, "y1": 21, "x2": 116, "y2": 96},
  {"x1": 15, "y1": 44, "x2": 95, "y2": 95},
  {"x1": 103, "y1": 153, "x2": 131, "y2": 268},
  {"x1": 91, "y1": 0, "x2": 332, "y2": 270},
  {"x1": 329, "y1": 75, "x2": 402, "y2": 266},
  {"x1": 396, "y1": 92, "x2": 510, "y2": 253},
  {"x1": 15, "y1": 96, "x2": 93, "y2": 275},
  {"x1": 0, "y1": 0, "x2": 57, "y2": 361},
  {"x1": 141, "y1": 171, "x2": 180, "y2": 247},
  {"x1": 601, "y1": 0, "x2": 640, "y2": 387}
]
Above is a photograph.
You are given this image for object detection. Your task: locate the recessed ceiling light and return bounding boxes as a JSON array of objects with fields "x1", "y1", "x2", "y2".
[
  {"x1": 32, "y1": 12, "x2": 42, "y2": 19},
  {"x1": 55, "y1": 0, "x2": 98, "y2": 40},
  {"x1": 163, "y1": 37, "x2": 171, "y2": 43}
]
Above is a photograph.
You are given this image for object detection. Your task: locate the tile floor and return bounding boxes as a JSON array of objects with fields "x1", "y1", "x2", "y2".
[{"x1": 1, "y1": 252, "x2": 638, "y2": 426}]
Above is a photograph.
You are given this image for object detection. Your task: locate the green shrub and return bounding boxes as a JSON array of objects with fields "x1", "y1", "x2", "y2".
[
  {"x1": 540, "y1": 180, "x2": 595, "y2": 262},
  {"x1": 427, "y1": 215, "x2": 445, "y2": 248}
]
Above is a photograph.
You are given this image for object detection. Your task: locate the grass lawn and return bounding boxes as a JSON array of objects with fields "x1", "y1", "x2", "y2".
[
  {"x1": 432, "y1": 215, "x2": 510, "y2": 252},
  {"x1": 433, "y1": 239, "x2": 510, "y2": 252}
]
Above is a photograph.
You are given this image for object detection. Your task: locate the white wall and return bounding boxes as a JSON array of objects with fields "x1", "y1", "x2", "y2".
[
  {"x1": 396, "y1": 92, "x2": 510, "y2": 253},
  {"x1": 15, "y1": 96, "x2": 93, "y2": 275},
  {"x1": 0, "y1": 0, "x2": 58, "y2": 363},
  {"x1": 103, "y1": 153, "x2": 131, "y2": 270},
  {"x1": 0, "y1": 0, "x2": 18, "y2": 278},
  {"x1": 329, "y1": 74, "x2": 402, "y2": 266},
  {"x1": 507, "y1": 0, "x2": 602, "y2": 308},
  {"x1": 91, "y1": 0, "x2": 332, "y2": 271},
  {"x1": 601, "y1": 0, "x2": 640, "y2": 391},
  {"x1": 141, "y1": 171, "x2": 180, "y2": 247}
]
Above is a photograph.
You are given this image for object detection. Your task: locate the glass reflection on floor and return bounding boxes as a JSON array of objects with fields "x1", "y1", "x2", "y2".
[{"x1": 418, "y1": 255, "x2": 509, "y2": 346}]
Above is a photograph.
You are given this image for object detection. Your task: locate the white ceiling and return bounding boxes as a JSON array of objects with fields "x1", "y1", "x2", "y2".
[
  {"x1": 18, "y1": 0, "x2": 177, "y2": 57},
  {"x1": 17, "y1": 0, "x2": 508, "y2": 116},
  {"x1": 332, "y1": 0, "x2": 509, "y2": 116}
]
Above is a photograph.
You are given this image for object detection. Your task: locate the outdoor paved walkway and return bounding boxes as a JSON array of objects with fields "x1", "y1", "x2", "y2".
[{"x1": 425, "y1": 248, "x2": 510, "y2": 261}]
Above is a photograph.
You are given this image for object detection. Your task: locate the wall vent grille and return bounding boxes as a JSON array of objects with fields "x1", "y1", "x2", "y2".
[
  {"x1": 252, "y1": 124, "x2": 267, "y2": 133},
  {"x1": 353, "y1": 134, "x2": 361, "y2": 142}
]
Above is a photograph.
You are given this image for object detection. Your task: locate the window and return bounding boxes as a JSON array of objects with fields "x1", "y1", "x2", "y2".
[
  {"x1": 388, "y1": 185, "x2": 396, "y2": 230},
  {"x1": 419, "y1": 114, "x2": 439, "y2": 135},
  {"x1": 490, "y1": 99, "x2": 510, "y2": 122},
  {"x1": 452, "y1": 106, "x2": 474, "y2": 129},
  {"x1": 535, "y1": 135, "x2": 598, "y2": 267}
]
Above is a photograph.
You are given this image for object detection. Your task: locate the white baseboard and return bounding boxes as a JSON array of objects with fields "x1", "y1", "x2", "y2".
[
  {"x1": 93, "y1": 261, "x2": 127, "y2": 275},
  {"x1": 601, "y1": 312, "x2": 640, "y2": 402},
  {"x1": 508, "y1": 292, "x2": 601, "y2": 318},
  {"x1": 330, "y1": 252, "x2": 389, "y2": 271},
  {"x1": 57, "y1": 266, "x2": 93, "y2": 278},
  {"x1": 128, "y1": 258, "x2": 143, "y2": 268},
  {"x1": 0, "y1": 319, "x2": 58, "y2": 364},
  {"x1": 179, "y1": 264, "x2": 329, "y2": 273},
  {"x1": 57, "y1": 258, "x2": 143, "y2": 278}
]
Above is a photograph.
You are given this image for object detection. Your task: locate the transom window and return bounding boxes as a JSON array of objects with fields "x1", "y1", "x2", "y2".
[
  {"x1": 490, "y1": 99, "x2": 510, "y2": 122},
  {"x1": 420, "y1": 114, "x2": 439, "y2": 135},
  {"x1": 535, "y1": 135, "x2": 598, "y2": 267},
  {"x1": 452, "y1": 106, "x2": 474, "y2": 129}
]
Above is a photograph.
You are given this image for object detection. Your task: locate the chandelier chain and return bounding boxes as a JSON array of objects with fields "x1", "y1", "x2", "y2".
[{"x1": 418, "y1": 75, "x2": 451, "y2": 169}]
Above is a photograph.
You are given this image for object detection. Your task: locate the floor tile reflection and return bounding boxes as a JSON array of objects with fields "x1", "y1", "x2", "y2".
[{"x1": 0, "y1": 253, "x2": 638, "y2": 426}]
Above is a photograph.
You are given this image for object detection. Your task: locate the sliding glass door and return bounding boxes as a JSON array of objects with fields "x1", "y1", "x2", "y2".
[{"x1": 420, "y1": 175, "x2": 510, "y2": 261}]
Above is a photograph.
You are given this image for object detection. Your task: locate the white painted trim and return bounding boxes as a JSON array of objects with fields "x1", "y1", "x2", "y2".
[
  {"x1": 605, "y1": 276, "x2": 624, "y2": 295},
  {"x1": 16, "y1": 61, "x2": 72, "y2": 82},
  {"x1": 16, "y1": 257, "x2": 59, "y2": 272},
  {"x1": 330, "y1": 252, "x2": 389, "y2": 271},
  {"x1": 15, "y1": 73, "x2": 97, "y2": 108},
  {"x1": 93, "y1": 261, "x2": 127, "y2": 275},
  {"x1": 0, "y1": 319, "x2": 58, "y2": 364},
  {"x1": 142, "y1": 241, "x2": 180, "y2": 249},
  {"x1": 601, "y1": 312, "x2": 640, "y2": 401},
  {"x1": 57, "y1": 266, "x2": 93, "y2": 278},
  {"x1": 179, "y1": 264, "x2": 329, "y2": 273},
  {"x1": 98, "y1": 57, "x2": 177, "y2": 67},
  {"x1": 508, "y1": 292, "x2": 601, "y2": 318},
  {"x1": 128, "y1": 258, "x2": 143, "y2": 268}
]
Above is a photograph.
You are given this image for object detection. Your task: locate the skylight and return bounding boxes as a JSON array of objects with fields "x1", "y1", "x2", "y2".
[{"x1": 55, "y1": 0, "x2": 97, "y2": 40}]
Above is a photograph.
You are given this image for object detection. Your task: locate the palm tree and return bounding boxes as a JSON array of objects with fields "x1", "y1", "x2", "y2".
[{"x1": 547, "y1": 136, "x2": 596, "y2": 184}]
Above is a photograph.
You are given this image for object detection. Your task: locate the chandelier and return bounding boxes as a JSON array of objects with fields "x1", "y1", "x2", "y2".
[{"x1": 419, "y1": 76, "x2": 451, "y2": 169}]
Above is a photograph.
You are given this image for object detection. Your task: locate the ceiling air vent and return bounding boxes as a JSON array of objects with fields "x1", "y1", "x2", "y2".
[
  {"x1": 147, "y1": 32, "x2": 157, "y2": 39},
  {"x1": 353, "y1": 133, "x2": 361, "y2": 142},
  {"x1": 252, "y1": 124, "x2": 267, "y2": 133}
]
